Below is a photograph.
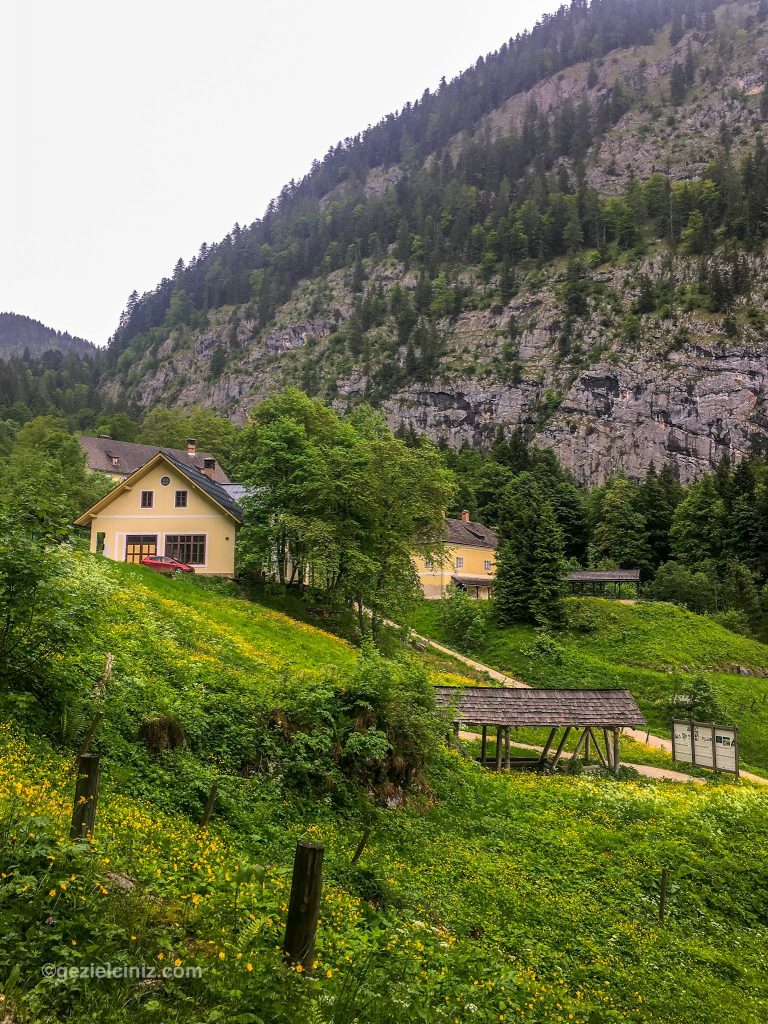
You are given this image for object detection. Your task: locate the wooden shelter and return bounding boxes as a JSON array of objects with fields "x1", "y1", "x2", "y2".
[
  {"x1": 451, "y1": 574, "x2": 494, "y2": 599},
  {"x1": 567, "y1": 569, "x2": 641, "y2": 596},
  {"x1": 435, "y1": 686, "x2": 646, "y2": 776}
]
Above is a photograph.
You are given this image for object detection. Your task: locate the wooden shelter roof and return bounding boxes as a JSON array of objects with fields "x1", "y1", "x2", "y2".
[
  {"x1": 567, "y1": 570, "x2": 640, "y2": 583},
  {"x1": 452, "y1": 574, "x2": 494, "y2": 588},
  {"x1": 434, "y1": 686, "x2": 646, "y2": 727}
]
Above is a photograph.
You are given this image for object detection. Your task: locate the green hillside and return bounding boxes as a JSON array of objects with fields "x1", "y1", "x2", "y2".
[
  {"x1": 0, "y1": 313, "x2": 95, "y2": 360},
  {"x1": 409, "y1": 597, "x2": 768, "y2": 768},
  {"x1": 3, "y1": 559, "x2": 768, "y2": 1023}
]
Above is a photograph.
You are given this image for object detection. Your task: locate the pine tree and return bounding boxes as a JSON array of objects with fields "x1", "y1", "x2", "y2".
[
  {"x1": 494, "y1": 476, "x2": 539, "y2": 625},
  {"x1": 530, "y1": 500, "x2": 567, "y2": 627},
  {"x1": 670, "y1": 62, "x2": 686, "y2": 105},
  {"x1": 494, "y1": 536, "x2": 532, "y2": 626},
  {"x1": 591, "y1": 479, "x2": 651, "y2": 573},
  {"x1": 669, "y1": 12, "x2": 683, "y2": 46},
  {"x1": 639, "y1": 463, "x2": 675, "y2": 567},
  {"x1": 670, "y1": 476, "x2": 724, "y2": 568}
]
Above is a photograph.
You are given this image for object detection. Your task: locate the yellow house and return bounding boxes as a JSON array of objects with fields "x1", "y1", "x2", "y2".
[
  {"x1": 414, "y1": 511, "x2": 498, "y2": 599},
  {"x1": 75, "y1": 451, "x2": 243, "y2": 577}
]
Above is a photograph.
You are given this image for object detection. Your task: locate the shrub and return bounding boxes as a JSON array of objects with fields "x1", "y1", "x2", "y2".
[
  {"x1": 267, "y1": 646, "x2": 447, "y2": 800},
  {"x1": 646, "y1": 561, "x2": 716, "y2": 613},
  {"x1": 710, "y1": 609, "x2": 755, "y2": 639},
  {"x1": 667, "y1": 672, "x2": 727, "y2": 723},
  {"x1": 438, "y1": 589, "x2": 488, "y2": 652}
]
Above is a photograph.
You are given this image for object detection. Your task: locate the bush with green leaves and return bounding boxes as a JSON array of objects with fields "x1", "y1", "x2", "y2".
[
  {"x1": 646, "y1": 560, "x2": 717, "y2": 613},
  {"x1": 267, "y1": 645, "x2": 447, "y2": 799},
  {"x1": 0, "y1": 496, "x2": 99, "y2": 729},
  {"x1": 437, "y1": 587, "x2": 488, "y2": 652}
]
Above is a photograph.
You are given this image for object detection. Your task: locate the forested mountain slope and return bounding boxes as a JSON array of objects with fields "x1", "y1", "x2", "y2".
[
  {"x1": 0, "y1": 312, "x2": 95, "y2": 360},
  {"x1": 104, "y1": 0, "x2": 768, "y2": 483}
]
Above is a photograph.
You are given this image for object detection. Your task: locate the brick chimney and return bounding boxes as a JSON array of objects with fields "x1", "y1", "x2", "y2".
[
  {"x1": 186, "y1": 438, "x2": 197, "y2": 455},
  {"x1": 461, "y1": 509, "x2": 470, "y2": 522},
  {"x1": 202, "y1": 457, "x2": 216, "y2": 479}
]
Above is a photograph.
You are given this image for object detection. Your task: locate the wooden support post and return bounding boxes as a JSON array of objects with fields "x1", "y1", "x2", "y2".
[
  {"x1": 481, "y1": 725, "x2": 487, "y2": 766},
  {"x1": 586, "y1": 728, "x2": 608, "y2": 768},
  {"x1": 538, "y1": 727, "x2": 558, "y2": 766},
  {"x1": 571, "y1": 727, "x2": 588, "y2": 760},
  {"x1": 504, "y1": 726, "x2": 511, "y2": 770},
  {"x1": 284, "y1": 841, "x2": 324, "y2": 969},
  {"x1": 613, "y1": 727, "x2": 621, "y2": 776},
  {"x1": 584, "y1": 729, "x2": 591, "y2": 762},
  {"x1": 603, "y1": 728, "x2": 614, "y2": 770},
  {"x1": 70, "y1": 754, "x2": 100, "y2": 841},
  {"x1": 495, "y1": 727, "x2": 503, "y2": 771},
  {"x1": 550, "y1": 727, "x2": 572, "y2": 770},
  {"x1": 199, "y1": 783, "x2": 218, "y2": 828},
  {"x1": 659, "y1": 867, "x2": 668, "y2": 926},
  {"x1": 351, "y1": 828, "x2": 371, "y2": 866}
]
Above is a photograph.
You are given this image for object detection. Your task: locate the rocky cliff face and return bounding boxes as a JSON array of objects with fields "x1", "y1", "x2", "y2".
[
  {"x1": 106, "y1": 0, "x2": 768, "y2": 485},
  {"x1": 110, "y1": 247, "x2": 768, "y2": 484}
]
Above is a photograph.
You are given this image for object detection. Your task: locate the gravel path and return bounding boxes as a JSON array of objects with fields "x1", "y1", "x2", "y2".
[
  {"x1": 408, "y1": 627, "x2": 768, "y2": 787},
  {"x1": 457, "y1": 731, "x2": 705, "y2": 784}
]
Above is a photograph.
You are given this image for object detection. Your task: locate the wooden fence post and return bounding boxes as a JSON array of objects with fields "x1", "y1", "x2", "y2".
[
  {"x1": 70, "y1": 754, "x2": 100, "y2": 841},
  {"x1": 284, "y1": 841, "x2": 324, "y2": 969},
  {"x1": 350, "y1": 828, "x2": 371, "y2": 866},
  {"x1": 199, "y1": 783, "x2": 218, "y2": 828},
  {"x1": 77, "y1": 712, "x2": 103, "y2": 759}
]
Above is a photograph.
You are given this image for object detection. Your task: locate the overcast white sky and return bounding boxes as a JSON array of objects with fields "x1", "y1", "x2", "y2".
[{"x1": 2, "y1": 1, "x2": 561, "y2": 344}]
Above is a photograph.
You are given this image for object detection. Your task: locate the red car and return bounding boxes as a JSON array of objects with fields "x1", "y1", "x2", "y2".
[{"x1": 140, "y1": 554, "x2": 195, "y2": 575}]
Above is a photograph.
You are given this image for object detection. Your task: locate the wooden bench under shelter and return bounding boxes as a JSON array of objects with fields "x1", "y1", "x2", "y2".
[
  {"x1": 434, "y1": 686, "x2": 646, "y2": 777},
  {"x1": 567, "y1": 569, "x2": 641, "y2": 596}
]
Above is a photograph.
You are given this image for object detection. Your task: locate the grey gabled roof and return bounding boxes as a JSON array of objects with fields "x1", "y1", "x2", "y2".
[
  {"x1": 161, "y1": 452, "x2": 243, "y2": 524},
  {"x1": 78, "y1": 435, "x2": 231, "y2": 483},
  {"x1": 445, "y1": 518, "x2": 498, "y2": 550},
  {"x1": 434, "y1": 686, "x2": 646, "y2": 727},
  {"x1": 567, "y1": 570, "x2": 641, "y2": 583}
]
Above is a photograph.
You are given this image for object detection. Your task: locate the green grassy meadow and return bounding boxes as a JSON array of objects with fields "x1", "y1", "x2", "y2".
[
  {"x1": 2, "y1": 560, "x2": 768, "y2": 1023},
  {"x1": 408, "y1": 598, "x2": 768, "y2": 771}
]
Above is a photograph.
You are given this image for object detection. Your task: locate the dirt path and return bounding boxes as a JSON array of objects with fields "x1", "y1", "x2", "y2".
[
  {"x1": 457, "y1": 731, "x2": 705, "y2": 784},
  {"x1": 408, "y1": 627, "x2": 768, "y2": 787},
  {"x1": 410, "y1": 631, "x2": 529, "y2": 688},
  {"x1": 622, "y1": 727, "x2": 768, "y2": 787}
]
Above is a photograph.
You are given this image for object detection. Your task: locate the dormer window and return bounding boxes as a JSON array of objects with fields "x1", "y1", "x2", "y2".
[{"x1": 111, "y1": 456, "x2": 119, "y2": 467}]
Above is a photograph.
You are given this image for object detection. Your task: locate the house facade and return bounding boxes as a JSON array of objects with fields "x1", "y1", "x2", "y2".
[
  {"x1": 75, "y1": 451, "x2": 243, "y2": 577},
  {"x1": 78, "y1": 435, "x2": 230, "y2": 484},
  {"x1": 414, "y1": 511, "x2": 498, "y2": 599}
]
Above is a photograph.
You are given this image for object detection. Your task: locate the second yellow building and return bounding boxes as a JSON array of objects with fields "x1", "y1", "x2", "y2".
[{"x1": 414, "y1": 511, "x2": 497, "y2": 599}]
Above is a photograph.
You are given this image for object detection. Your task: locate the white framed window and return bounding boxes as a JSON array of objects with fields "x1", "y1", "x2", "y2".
[
  {"x1": 455, "y1": 556, "x2": 464, "y2": 569},
  {"x1": 484, "y1": 560, "x2": 493, "y2": 572},
  {"x1": 140, "y1": 490, "x2": 154, "y2": 509},
  {"x1": 175, "y1": 490, "x2": 188, "y2": 508}
]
